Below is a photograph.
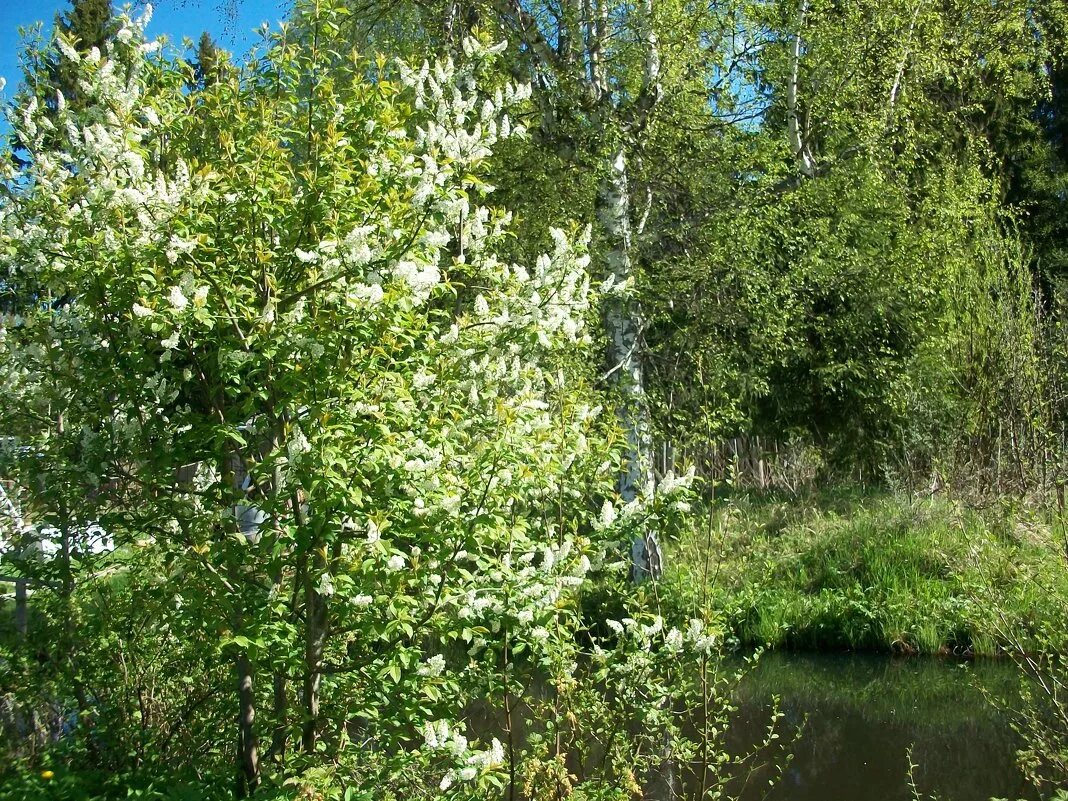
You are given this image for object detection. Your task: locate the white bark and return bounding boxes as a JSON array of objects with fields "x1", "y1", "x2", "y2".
[
  {"x1": 597, "y1": 146, "x2": 659, "y2": 583},
  {"x1": 888, "y1": 1, "x2": 923, "y2": 115},
  {"x1": 478, "y1": 0, "x2": 663, "y2": 582},
  {"x1": 786, "y1": 0, "x2": 816, "y2": 178},
  {"x1": 634, "y1": 0, "x2": 661, "y2": 126},
  {"x1": 443, "y1": 0, "x2": 459, "y2": 46},
  {"x1": 583, "y1": 0, "x2": 602, "y2": 90},
  {"x1": 594, "y1": 0, "x2": 609, "y2": 97}
]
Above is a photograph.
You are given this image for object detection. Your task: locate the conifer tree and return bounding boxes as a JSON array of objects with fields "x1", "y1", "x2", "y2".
[{"x1": 191, "y1": 31, "x2": 223, "y2": 88}]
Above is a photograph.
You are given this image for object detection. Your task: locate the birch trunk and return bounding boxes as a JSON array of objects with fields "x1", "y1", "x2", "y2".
[
  {"x1": 786, "y1": 0, "x2": 816, "y2": 178},
  {"x1": 597, "y1": 145, "x2": 659, "y2": 583}
]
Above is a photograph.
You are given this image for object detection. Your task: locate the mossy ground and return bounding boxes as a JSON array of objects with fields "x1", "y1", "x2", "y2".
[{"x1": 662, "y1": 489, "x2": 1068, "y2": 655}]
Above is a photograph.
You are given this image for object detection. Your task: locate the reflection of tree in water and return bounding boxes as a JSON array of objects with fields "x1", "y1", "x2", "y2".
[
  {"x1": 462, "y1": 653, "x2": 1030, "y2": 800},
  {"x1": 721, "y1": 653, "x2": 1034, "y2": 801}
]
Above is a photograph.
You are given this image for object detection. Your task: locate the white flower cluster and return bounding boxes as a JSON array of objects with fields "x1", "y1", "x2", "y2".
[
  {"x1": 601, "y1": 615, "x2": 717, "y2": 656},
  {"x1": 392, "y1": 258, "x2": 440, "y2": 304},
  {"x1": 422, "y1": 719, "x2": 505, "y2": 791},
  {"x1": 417, "y1": 653, "x2": 446, "y2": 678},
  {"x1": 597, "y1": 465, "x2": 698, "y2": 531},
  {"x1": 397, "y1": 48, "x2": 530, "y2": 166},
  {"x1": 524, "y1": 227, "x2": 593, "y2": 344},
  {"x1": 449, "y1": 536, "x2": 593, "y2": 654},
  {"x1": 260, "y1": 54, "x2": 540, "y2": 320},
  {"x1": 463, "y1": 226, "x2": 594, "y2": 350},
  {"x1": 658, "y1": 466, "x2": 698, "y2": 496},
  {"x1": 1, "y1": 6, "x2": 199, "y2": 298}
]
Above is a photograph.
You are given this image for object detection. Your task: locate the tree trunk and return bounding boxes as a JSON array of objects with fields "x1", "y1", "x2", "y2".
[
  {"x1": 597, "y1": 144, "x2": 659, "y2": 583},
  {"x1": 235, "y1": 651, "x2": 260, "y2": 797},
  {"x1": 786, "y1": 0, "x2": 816, "y2": 178},
  {"x1": 14, "y1": 580, "x2": 27, "y2": 638},
  {"x1": 301, "y1": 555, "x2": 328, "y2": 753},
  {"x1": 269, "y1": 666, "x2": 288, "y2": 762}
]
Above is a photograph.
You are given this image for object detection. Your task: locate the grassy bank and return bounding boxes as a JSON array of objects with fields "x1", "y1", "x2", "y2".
[{"x1": 663, "y1": 490, "x2": 1068, "y2": 655}]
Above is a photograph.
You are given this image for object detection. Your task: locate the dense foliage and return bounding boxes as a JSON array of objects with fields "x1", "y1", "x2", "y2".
[
  {"x1": 4, "y1": 0, "x2": 1068, "y2": 797},
  {"x1": 0, "y1": 2, "x2": 762, "y2": 798}
]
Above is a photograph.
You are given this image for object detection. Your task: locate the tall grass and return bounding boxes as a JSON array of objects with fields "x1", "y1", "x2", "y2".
[{"x1": 663, "y1": 489, "x2": 1068, "y2": 655}]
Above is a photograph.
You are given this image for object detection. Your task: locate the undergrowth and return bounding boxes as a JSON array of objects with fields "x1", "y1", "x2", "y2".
[{"x1": 663, "y1": 489, "x2": 1068, "y2": 655}]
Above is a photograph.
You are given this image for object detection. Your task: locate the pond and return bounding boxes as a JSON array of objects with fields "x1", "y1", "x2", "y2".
[
  {"x1": 466, "y1": 651, "x2": 1032, "y2": 800},
  {"x1": 726, "y1": 652, "x2": 1034, "y2": 801}
]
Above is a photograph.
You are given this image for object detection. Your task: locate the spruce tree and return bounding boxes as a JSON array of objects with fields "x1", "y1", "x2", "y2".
[{"x1": 191, "y1": 31, "x2": 223, "y2": 88}]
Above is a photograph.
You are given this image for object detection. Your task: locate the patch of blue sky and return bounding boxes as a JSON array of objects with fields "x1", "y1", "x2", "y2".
[{"x1": 0, "y1": 1, "x2": 290, "y2": 106}]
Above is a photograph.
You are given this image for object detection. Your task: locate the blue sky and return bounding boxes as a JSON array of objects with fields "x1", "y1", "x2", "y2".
[{"x1": 0, "y1": 0, "x2": 290, "y2": 93}]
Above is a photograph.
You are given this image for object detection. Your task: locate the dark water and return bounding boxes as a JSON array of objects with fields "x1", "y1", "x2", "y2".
[
  {"x1": 467, "y1": 652, "x2": 1032, "y2": 800},
  {"x1": 725, "y1": 652, "x2": 1033, "y2": 801}
]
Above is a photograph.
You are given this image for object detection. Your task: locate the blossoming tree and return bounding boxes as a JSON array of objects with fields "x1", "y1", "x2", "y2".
[{"x1": 0, "y1": 2, "x2": 735, "y2": 798}]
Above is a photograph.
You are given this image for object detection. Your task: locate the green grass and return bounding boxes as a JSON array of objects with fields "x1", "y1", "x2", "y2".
[{"x1": 663, "y1": 488, "x2": 1068, "y2": 655}]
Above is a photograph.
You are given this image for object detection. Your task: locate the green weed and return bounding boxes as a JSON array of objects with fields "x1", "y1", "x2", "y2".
[{"x1": 663, "y1": 489, "x2": 1068, "y2": 655}]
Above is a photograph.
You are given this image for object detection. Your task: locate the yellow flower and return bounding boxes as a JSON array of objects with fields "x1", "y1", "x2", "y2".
[{"x1": 40, "y1": 770, "x2": 54, "y2": 780}]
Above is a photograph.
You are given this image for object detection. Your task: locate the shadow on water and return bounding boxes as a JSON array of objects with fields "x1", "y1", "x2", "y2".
[{"x1": 723, "y1": 652, "x2": 1034, "y2": 801}]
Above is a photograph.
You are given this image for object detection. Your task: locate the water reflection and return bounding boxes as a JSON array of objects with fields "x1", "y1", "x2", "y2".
[
  {"x1": 465, "y1": 652, "x2": 1031, "y2": 800},
  {"x1": 725, "y1": 652, "x2": 1034, "y2": 801}
]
